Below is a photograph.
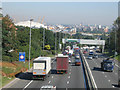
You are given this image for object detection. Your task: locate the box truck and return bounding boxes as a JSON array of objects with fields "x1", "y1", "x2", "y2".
[
  {"x1": 33, "y1": 57, "x2": 51, "y2": 80},
  {"x1": 56, "y1": 54, "x2": 68, "y2": 74}
]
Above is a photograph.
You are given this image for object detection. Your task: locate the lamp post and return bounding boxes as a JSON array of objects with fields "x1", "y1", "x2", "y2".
[{"x1": 29, "y1": 19, "x2": 33, "y2": 70}]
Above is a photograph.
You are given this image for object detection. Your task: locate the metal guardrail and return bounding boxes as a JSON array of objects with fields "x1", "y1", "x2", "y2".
[{"x1": 80, "y1": 50, "x2": 98, "y2": 90}]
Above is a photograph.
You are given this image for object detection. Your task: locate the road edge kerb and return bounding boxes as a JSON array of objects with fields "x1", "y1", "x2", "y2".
[
  {"x1": 80, "y1": 50, "x2": 98, "y2": 89},
  {"x1": 1, "y1": 67, "x2": 33, "y2": 89}
]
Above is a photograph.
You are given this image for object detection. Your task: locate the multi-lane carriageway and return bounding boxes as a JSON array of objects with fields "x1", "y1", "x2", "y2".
[
  {"x1": 2, "y1": 55, "x2": 86, "y2": 90},
  {"x1": 2, "y1": 50, "x2": 120, "y2": 90}
]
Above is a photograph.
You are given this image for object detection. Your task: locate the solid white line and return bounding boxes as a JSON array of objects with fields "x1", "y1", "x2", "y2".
[
  {"x1": 115, "y1": 64, "x2": 119, "y2": 68},
  {"x1": 52, "y1": 76, "x2": 54, "y2": 78},
  {"x1": 82, "y1": 51, "x2": 98, "y2": 89},
  {"x1": 23, "y1": 80, "x2": 33, "y2": 90}
]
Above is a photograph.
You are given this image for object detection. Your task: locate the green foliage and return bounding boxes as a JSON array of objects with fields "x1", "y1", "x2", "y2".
[{"x1": 2, "y1": 15, "x2": 70, "y2": 62}]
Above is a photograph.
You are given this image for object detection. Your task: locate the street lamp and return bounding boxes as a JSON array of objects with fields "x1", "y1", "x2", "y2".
[{"x1": 29, "y1": 19, "x2": 33, "y2": 70}]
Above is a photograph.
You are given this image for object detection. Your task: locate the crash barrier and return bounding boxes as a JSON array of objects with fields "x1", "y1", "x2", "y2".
[{"x1": 80, "y1": 50, "x2": 98, "y2": 90}]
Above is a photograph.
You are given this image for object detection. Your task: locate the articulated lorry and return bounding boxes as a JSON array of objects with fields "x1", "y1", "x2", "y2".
[
  {"x1": 56, "y1": 54, "x2": 68, "y2": 74},
  {"x1": 33, "y1": 57, "x2": 51, "y2": 80}
]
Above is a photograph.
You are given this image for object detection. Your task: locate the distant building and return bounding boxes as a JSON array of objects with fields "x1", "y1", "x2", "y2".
[
  {"x1": 15, "y1": 21, "x2": 47, "y2": 29},
  {"x1": 104, "y1": 27, "x2": 108, "y2": 33},
  {"x1": 99, "y1": 25, "x2": 101, "y2": 29}
]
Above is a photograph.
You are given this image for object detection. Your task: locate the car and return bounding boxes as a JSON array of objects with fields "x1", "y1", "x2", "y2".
[
  {"x1": 40, "y1": 85, "x2": 56, "y2": 90},
  {"x1": 83, "y1": 51, "x2": 87, "y2": 54},
  {"x1": 88, "y1": 55, "x2": 93, "y2": 60},
  {"x1": 93, "y1": 54, "x2": 98, "y2": 59},
  {"x1": 75, "y1": 55, "x2": 80, "y2": 59},
  {"x1": 89, "y1": 52, "x2": 94, "y2": 55},
  {"x1": 75, "y1": 59, "x2": 81, "y2": 66},
  {"x1": 68, "y1": 58, "x2": 71, "y2": 63}
]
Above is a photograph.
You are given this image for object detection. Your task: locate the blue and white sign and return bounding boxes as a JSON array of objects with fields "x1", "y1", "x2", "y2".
[{"x1": 19, "y1": 52, "x2": 25, "y2": 62}]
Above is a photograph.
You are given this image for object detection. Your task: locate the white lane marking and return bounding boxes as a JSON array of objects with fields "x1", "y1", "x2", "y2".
[
  {"x1": 82, "y1": 51, "x2": 98, "y2": 88},
  {"x1": 48, "y1": 81, "x2": 51, "y2": 84},
  {"x1": 115, "y1": 73, "x2": 117, "y2": 75},
  {"x1": 23, "y1": 80, "x2": 33, "y2": 90},
  {"x1": 70, "y1": 69, "x2": 71, "y2": 71},
  {"x1": 108, "y1": 80, "x2": 110, "y2": 82},
  {"x1": 52, "y1": 76, "x2": 54, "y2": 78},
  {"x1": 115, "y1": 64, "x2": 119, "y2": 68},
  {"x1": 67, "y1": 81, "x2": 69, "y2": 84},
  {"x1": 68, "y1": 76, "x2": 70, "y2": 79},
  {"x1": 105, "y1": 75, "x2": 107, "y2": 78},
  {"x1": 102, "y1": 72, "x2": 104, "y2": 74},
  {"x1": 112, "y1": 86, "x2": 115, "y2": 88}
]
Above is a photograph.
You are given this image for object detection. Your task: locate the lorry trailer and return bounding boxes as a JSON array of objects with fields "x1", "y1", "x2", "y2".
[
  {"x1": 56, "y1": 54, "x2": 68, "y2": 74},
  {"x1": 33, "y1": 57, "x2": 51, "y2": 80}
]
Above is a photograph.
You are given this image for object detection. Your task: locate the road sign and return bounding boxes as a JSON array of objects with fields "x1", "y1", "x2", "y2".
[{"x1": 19, "y1": 52, "x2": 25, "y2": 62}]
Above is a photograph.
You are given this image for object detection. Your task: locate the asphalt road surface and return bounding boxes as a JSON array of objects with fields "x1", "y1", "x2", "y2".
[
  {"x1": 83, "y1": 50, "x2": 119, "y2": 89},
  {"x1": 2, "y1": 56, "x2": 86, "y2": 90}
]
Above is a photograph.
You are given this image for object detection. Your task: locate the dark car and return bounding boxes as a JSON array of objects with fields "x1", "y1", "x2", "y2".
[
  {"x1": 93, "y1": 54, "x2": 98, "y2": 59},
  {"x1": 75, "y1": 59, "x2": 81, "y2": 66}
]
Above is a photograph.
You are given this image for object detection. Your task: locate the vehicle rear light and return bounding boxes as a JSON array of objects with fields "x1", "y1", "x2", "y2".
[
  {"x1": 33, "y1": 72, "x2": 36, "y2": 74},
  {"x1": 42, "y1": 72, "x2": 46, "y2": 74},
  {"x1": 34, "y1": 76, "x2": 36, "y2": 77}
]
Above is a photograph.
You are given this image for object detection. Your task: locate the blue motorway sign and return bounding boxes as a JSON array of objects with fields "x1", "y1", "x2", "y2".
[{"x1": 19, "y1": 52, "x2": 25, "y2": 62}]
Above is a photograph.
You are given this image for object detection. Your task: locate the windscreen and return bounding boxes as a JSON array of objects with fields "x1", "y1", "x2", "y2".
[{"x1": 33, "y1": 63, "x2": 45, "y2": 69}]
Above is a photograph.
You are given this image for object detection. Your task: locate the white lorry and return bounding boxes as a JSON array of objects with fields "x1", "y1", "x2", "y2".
[{"x1": 33, "y1": 57, "x2": 51, "y2": 80}]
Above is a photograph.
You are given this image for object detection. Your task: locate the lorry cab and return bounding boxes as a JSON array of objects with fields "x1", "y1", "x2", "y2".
[{"x1": 101, "y1": 58, "x2": 114, "y2": 72}]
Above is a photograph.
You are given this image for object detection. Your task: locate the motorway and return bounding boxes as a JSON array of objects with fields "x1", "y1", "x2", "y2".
[
  {"x1": 2, "y1": 56, "x2": 86, "y2": 89},
  {"x1": 83, "y1": 50, "x2": 119, "y2": 89}
]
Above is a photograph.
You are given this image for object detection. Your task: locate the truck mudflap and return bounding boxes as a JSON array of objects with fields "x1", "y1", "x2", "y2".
[
  {"x1": 57, "y1": 70, "x2": 67, "y2": 74},
  {"x1": 33, "y1": 75, "x2": 46, "y2": 80}
]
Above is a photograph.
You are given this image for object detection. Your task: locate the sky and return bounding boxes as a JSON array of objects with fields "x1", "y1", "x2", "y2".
[{"x1": 2, "y1": 2, "x2": 118, "y2": 25}]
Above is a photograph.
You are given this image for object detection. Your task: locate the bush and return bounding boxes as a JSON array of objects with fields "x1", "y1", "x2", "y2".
[{"x1": 2, "y1": 56, "x2": 10, "y2": 62}]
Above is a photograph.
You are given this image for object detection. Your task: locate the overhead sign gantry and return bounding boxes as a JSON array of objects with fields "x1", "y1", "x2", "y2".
[{"x1": 62, "y1": 39, "x2": 105, "y2": 53}]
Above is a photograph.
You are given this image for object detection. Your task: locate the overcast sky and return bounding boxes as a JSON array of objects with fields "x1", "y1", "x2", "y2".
[{"x1": 2, "y1": 2, "x2": 118, "y2": 25}]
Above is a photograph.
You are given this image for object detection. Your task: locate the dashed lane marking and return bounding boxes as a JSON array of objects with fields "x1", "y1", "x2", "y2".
[
  {"x1": 48, "y1": 81, "x2": 51, "y2": 84},
  {"x1": 105, "y1": 75, "x2": 107, "y2": 77},
  {"x1": 52, "y1": 76, "x2": 53, "y2": 78},
  {"x1": 68, "y1": 76, "x2": 70, "y2": 79},
  {"x1": 108, "y1": 80, "x2": 110, "y2": 82},
  {"x1": 112, "y1": 86, "x2": 115, "y2": 88},
  {"x1": 67, "y1": 81, "x2": 69, "y2": 84}
]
